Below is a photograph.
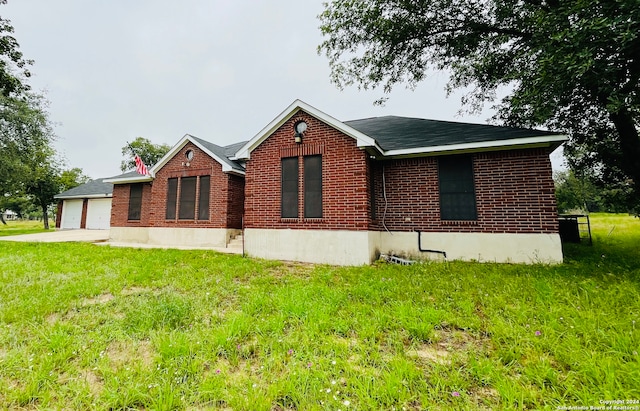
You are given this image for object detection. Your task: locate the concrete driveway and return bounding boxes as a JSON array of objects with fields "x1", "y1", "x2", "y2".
[{"x1": 0, "y1": 229, "x2": 110, "y2": 243}]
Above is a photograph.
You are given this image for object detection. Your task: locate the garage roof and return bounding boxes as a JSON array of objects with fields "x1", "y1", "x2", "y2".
[{"x1": 54, "y1": 178, "x2": 113, "y2": 200}]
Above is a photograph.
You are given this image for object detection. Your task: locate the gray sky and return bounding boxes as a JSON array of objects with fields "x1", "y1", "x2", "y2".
[{"x1": 4, "y1": 0, "x2": 564, "y2": 179}]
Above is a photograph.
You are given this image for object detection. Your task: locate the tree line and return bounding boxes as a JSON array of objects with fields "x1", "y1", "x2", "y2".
[{"x1": 0, "y1": 3, "x2": 91, "y2": 227}]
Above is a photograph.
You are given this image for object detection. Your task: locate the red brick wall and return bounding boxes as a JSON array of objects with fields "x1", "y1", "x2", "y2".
[
  {"x1": 244, "y1": 109, "x2": 371, "y2": 230},
  {"x1": 110, "y1": 142, "x2": 244, "y2": 229},
  {"x1": 55, "y1": 201, "x2": 62, "y2": 228},
  {"x1": 370, "y1": 149, "x2": 559, "y2": 233},
  {"x1": 111, "y1": 183, "x2": 152, "y2": 227},
  {"x1": 80, "y1": 199, "x2": 88, "y2": 229},
  {"x1": 226, "y1": 174, "x2": 245, "y2": 228}
]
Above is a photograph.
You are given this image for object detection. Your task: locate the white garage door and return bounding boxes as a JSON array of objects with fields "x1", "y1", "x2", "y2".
[
  {"x1": 60, "y1": 199, "x2": 83, "y2": 229},
  {"x1": 86, "y1": 198, "x2": 112, "y2": 230}
]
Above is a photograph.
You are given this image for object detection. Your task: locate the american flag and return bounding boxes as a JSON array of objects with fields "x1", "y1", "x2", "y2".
[{"x1": 134, "y1": 154, "x2": 148, "y2": 176}]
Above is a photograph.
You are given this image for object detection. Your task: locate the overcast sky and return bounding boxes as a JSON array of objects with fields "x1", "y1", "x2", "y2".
[{"x1": 3, "y1": 0, "x2": 564, "y2": 179}]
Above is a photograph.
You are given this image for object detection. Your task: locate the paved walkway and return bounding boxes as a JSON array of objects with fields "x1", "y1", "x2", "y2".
[
  {"x1": 0, "y1": 229, "x2": 110, "y2": 243},
  {"x1": 0, "y1": 229, "x2": 243, "y2": 254}
]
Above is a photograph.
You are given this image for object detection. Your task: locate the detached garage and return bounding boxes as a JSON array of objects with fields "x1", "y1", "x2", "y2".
[{"x1": 55, "y1": 179, "x2": 113, "y2": 230}]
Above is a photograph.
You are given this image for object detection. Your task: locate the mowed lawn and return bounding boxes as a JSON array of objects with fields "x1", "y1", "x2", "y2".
[{"x1": 0, "y1": 215, "x2": 638, "y2": 410}]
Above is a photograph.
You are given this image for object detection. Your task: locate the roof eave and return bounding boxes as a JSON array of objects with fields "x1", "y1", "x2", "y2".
[
  {"x1": 103, "y1": 175, "x2": 154, "y2": 184},
  {"x1": 379, "y1": 134, "x2": 567, "y2": 159},
  {"x1": 54, "y1": 193, "x2": 113, "y2": 200}
]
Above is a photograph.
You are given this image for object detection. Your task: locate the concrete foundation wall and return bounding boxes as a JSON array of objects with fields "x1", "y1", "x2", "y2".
[
  {"x1": 377, "y1": 231, "x2": 563, "y2": 264},
  {"x1": 245, "y1": 228, "x2": 563, "y2": 265},
  {"x1": 244, "y1": 228, "x2": 376, "y2": 266},
  {"x1": 110, "y1": 227, "x2": 241, "y2": 248}
]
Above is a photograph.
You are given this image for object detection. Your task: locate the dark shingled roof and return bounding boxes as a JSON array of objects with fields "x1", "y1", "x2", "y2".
[
  {"x1": 344, "y1": 116, "x2": 559, "y2": 151},
  {"x1": 104, "y1": 171, "x2": 143, "y2": 180},
  {"x1": 189, "y1": 135, "x2": 246, "y2": 173},
  {"x1": 54, "y1": 178, "x2": 113, "y2": 199}
]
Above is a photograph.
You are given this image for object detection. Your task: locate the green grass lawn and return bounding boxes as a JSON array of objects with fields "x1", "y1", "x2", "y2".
[
  {"x1": 0, "y1": 220, "x2": 52, "y2": 237},
  {"x1": 0, "y1": 214, "x2": 638, "y2": 410}
]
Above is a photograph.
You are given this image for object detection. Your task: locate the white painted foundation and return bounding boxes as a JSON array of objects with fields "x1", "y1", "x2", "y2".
[
  {"x1": 109, "y1": 227, "x2": 241, "y2": 249},
  {"x1": 376, "y1": 231, "x2": 563, "y2": 264},
  {"x1": 244, "y1": 228, "x2": 376, "y2": 265},
  {"x1": 245, "y1": 228, "x2": 563, "y2": 265}
]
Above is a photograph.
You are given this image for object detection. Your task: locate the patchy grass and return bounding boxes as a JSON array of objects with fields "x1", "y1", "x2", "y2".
[
  {"x1": 0, "y1": 214, "x2": 638, "y2": 410},
  {"x1": 0, "y1": 220, "x2": 52, "y2": 236}
]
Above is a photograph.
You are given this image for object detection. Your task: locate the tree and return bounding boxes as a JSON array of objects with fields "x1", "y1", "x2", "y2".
[
  {"x1": 0, "y1": 93, "x2": 53, "y2": 200},
  {"x1": 318, "y1": 0, "x2": 640, "y2": 200},
  {"x1": 554, "y1": 169, "x2": 637, "y2": 214},
  {"x1": 24, "y1": 155, "x2": 60, "y2": 230},
  {"x1": 0, "y1": 4, "x2": 32, "y2": 98},
  {"x1": 59, "y1": 167, "x2": 90, "y2": 192},
  {"x1": 120, "y1": 137, "x2": 170, "y2": 172}
]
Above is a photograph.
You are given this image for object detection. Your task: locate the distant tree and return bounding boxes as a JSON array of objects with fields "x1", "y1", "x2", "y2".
[
  {"x1": 59, "y1": 167, "x2": 90, "y2": 192},
  {"x1": 120, "y1": 137, "x2": 170, "y2": 172},
  {"x1": 555, "y1": 169, "x2": 637, "y2": 214},
  {"x1": 554, "y1": 170, "x2": 599, "y2": 213},
  {"x1": 0, "y1": 193, "x2": 32, "y2": 224},
  {"x1": 318, "y1": 0, "x2": 640, "y2": 201},
  {"x1": 24, "y1": 155, "x2": 60, "y2": 230}
]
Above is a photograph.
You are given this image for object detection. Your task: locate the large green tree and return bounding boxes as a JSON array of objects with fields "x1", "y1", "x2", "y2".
[
  {"x1": 318, "y1": 0, "x2": 640, "y2": 199},
  {"x1": 120, "y1": 137, "x2": 170, "y2": 172},
  {"x1": 0, "y1": 93, "x2": 52, "y2": 198},
  {"x1": 0, "y1": 1, "x2": 32, "y2": 98}
]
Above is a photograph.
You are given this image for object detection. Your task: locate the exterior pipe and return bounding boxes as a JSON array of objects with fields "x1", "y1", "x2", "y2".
[{"x1": 417, "y1": 230, "x2": 447, "y2": 259}]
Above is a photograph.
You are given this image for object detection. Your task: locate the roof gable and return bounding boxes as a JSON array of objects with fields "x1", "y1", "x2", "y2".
[
  {"x1": 233, "y1": 100, "x2": 380, "y2": 160},
  {"x1": 152, "y1": 134, "x2": 246, "y2": 176}
]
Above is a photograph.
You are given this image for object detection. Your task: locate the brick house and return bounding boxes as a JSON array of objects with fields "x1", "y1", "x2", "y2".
[
  {"x1": 234, "y1": 100, "x2": 566, "y2": 265},
  {"x1": 104, "y1": 134, "x2": 245, "y2": 248},
  {"x1": 105, "y1": 100, "x2": 565, "y2": 265}
]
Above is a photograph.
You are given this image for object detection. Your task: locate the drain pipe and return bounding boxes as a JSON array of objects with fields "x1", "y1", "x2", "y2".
[
  {"x1": 417, "y1": 230, "x2": 447, "y2": 259},
  {"x1": 381, "y1": 164, "x2": 390, "y2": 233}
]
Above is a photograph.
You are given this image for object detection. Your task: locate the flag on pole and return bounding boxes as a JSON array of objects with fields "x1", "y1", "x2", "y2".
[{"x1": 134, "y1": 154, "x2": 148, "y2": 176}]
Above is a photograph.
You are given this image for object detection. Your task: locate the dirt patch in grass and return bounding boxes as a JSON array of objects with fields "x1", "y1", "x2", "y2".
[
  {"x1": 106, "y1": 339, "x2": 154, "y2": 368},
  {"x1": 470, "y1": 386, "x2": 500, "y2": 407},
  {"x1": 272, "y1": 261, "x2": 315, "y2": 279},
  {"x1": 120, "y1": 286, "x2": 153, "y2": 296},
  {"x1": 45, "y1": 312, "x2": 60, "y2": 325},
  {"x1": 80, "y1": 369, "x2": 104, "y2": 397},
  {"x1": 406, "y1": 345, "x2": 452, "y2": 365},
  {"x1": 81, "y1": 293, "x2": 114, "y2": 306},
  {"x1": 406, "y1": 326, "x2": 492, "y2": 365}
]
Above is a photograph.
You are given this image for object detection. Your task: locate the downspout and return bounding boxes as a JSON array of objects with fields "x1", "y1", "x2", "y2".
[
  {"x1": 241, "y1": 216, "x2": 245, "y2": 258},
  {"x1": 417, "y1": 230, "x2": 447, "y2": 259},
  {"x1": 381, "y1": 164, "x2": 390, "y2": 233}
]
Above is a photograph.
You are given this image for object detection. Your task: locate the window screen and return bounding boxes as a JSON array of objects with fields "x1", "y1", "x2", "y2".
[
  {"x1": 304, "y1": 155, "x2": 322, "y2": 218},
  {"x1": 198, "y1": 175, "x2": 210, "y2": 220},
  {"x1": 128, "y1": 183, "x2": 143, "y2": 221},
  {"x1": 179, "y1": 176, "x2": 197, "y2": 220},
  {"x1": 438, "y1": 156, "x2": 477, "y2": 220},
  {"x1": 281, "y1": 157, "x2": 299, "y2": 218},
  {"x1": 166, "y1": 178, "x2": 178, "y2": 220}
]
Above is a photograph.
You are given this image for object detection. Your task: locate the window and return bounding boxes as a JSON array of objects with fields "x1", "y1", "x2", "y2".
[
  {"x1": 178, "y1": 177, "x2": 197, "y2": 220},
  {"x1": 304, "y1": 155, "x2": 322, "y2": 218},
  {"x1": 281, "y1": 157, "x2": 299, "y2": 218},
  {"x1": 128, "y1": 184, "x2": 143, "y2": 221},
  {"x1": 166, "y1": 178, "x2": 178, "y2": 220},
  {"x1": 198, "y1": 176, "x2": 210, "y2": 220},
  {"x1": 438, "y1": 155, "x2": 477, "y2": 220},
  {"x1": 166, "y1": 176, "x2": 210, "y2": 221}
]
